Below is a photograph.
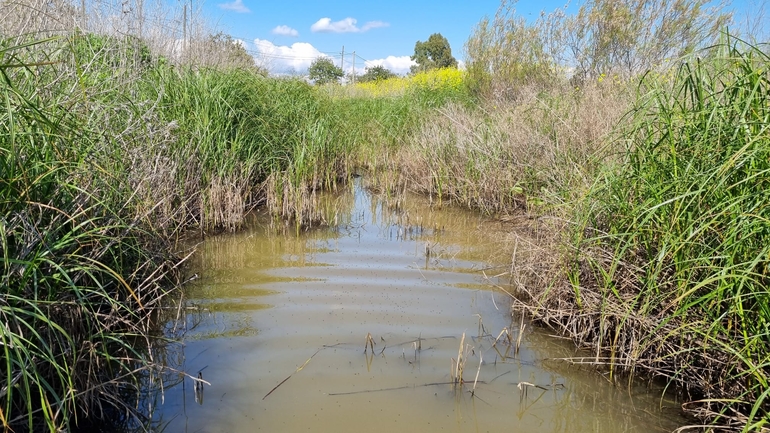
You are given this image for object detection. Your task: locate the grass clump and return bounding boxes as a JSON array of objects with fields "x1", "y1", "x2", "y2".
[
  {"x1": 520, "y1": 38, "x2": 770, "y2": 430},
  {"x1": 595, "y1": 39, "x2": 769, "y2": 427},
  {"x1": 145, "y1": 68, "x2": 329, "y2": 230},
  {"x1": 1, "y1": 38, "x2": 179, "y2": 431}
]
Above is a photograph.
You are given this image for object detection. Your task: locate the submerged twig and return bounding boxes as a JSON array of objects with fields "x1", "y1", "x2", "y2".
[
  {"x1": 328, "y1": 380, "x2": 489, "y2": 396},
  {"x1": 472, "y1": 353, "x2": 483, "y2": 396},
  {"x1": 263, "y1": 348, "x2": 323, "y2": 400}
]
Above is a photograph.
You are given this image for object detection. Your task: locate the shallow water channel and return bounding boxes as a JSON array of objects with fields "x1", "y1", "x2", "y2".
[{"x1": 158, "y1": 179, "x2": 689, "y2": 432}]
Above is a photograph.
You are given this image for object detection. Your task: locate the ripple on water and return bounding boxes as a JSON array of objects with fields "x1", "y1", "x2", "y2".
[{"x1": 158, "y1": 179, "x2": 690, "y2": 433}]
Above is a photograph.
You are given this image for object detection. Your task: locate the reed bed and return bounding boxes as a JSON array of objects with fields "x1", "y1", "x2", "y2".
[
  {"x1": 512, "y1": 39, "x2": 770, "y2": 430},
  {"x1": 374, "y1": 80, "x2": 628, "y2": 215},
  {"x1": 1, "y1": 37, "x2": 182, "y2": 431},
  {"x1": 145, "y1": 68, "x2": 329, "y2": 231}
]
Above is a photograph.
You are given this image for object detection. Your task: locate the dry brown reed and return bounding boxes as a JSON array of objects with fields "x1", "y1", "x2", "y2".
[
  {"x1": 382, "y1": 81, "x2": 629, "y2": 216},
  {"x1": 203, "y1": 173, "x2": 256, "y2": 232},
  {"x1": 364, "y1": 333, "x2": 376, "y2": 353},
  {"x1": 0, "y1": 0, "x2": 77, "y2": 37},
  {"x1": 509, "y1": 244, "x2": 761, "y2": 424},
  {"x1": 265, "y1": 172, "x2": 321, "y2": 228}
]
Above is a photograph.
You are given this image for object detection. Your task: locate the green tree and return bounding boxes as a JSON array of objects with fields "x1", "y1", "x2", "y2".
[
  {"x1": 564, "y1": 0, "x2": 729, "y2": 81},
  {"x1": 203, "y1": 32, "x2": 265, "y2": 73},
  {"x1": 464, "y1": 0, "x2": 730, "y2": 99},
  {"x1": 358, "y1": 65, "x2": 397, "y2": 82},
  {"x1": 464, "y1": 4, "x2": 558, "y2": 99},
  {"x1": 308, "y1": 57, "x2": 344, "y2": 85},
  {"x1": 410, "y1": 33, "x2": 458, "y2": 73}
]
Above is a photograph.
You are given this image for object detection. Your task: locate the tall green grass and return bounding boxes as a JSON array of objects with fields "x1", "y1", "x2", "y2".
[
  {"x1": 0, "y1": 31, "x2": 470, "y2": 429},
  {"x1": 141, "y1": 67, "x2": 421, "y2": 229},
  {"x1": 571, "y1": 38, "x2": 770, "y2": 429},
  {"x1": 1, "y1": 37, "x2": 179, "y2": 431},
  {"x1": 145, "y1": 68, "x2": 319, "y2": 229}
]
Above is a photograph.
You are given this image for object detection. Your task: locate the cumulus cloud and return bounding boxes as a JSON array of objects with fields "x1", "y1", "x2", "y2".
[
  {"x1": 218, "y1": 0, "x2": 250, "y2": 13},
  {"x1": 364, "y1": 56, "x2": 416, "y2": 75},
  {"x1": 272, "y1": 25, "x2": 299, "y2": 37},
  {"x1": 311, "y1": 17, "x2": 389, "y2": 33},
  {"x1": 252, "y1": 39, "x2": 329, "y2": 74}
]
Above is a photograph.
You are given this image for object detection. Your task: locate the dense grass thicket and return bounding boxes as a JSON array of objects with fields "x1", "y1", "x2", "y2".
[
  {"x1": 1, "y1": 37, "x2": 179, "y2": 431},
  {"x1": 2, "y1": 0, "x2": 769, "y2": 431},
  {"x1": 576, "y1": 41, "x2": 770, "y2": 428},
  {"x1": 0, "y1": 33, "x2": 466, "y2": 430}
]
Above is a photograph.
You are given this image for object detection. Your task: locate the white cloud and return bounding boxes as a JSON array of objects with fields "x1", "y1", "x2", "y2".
[
  {"x1": 272, "y1": 25, "x2": 299, "y2": 37},
  {"x1": 218, "y1": 0, "x2": 250, "y2": 13},
  {"x1": 364, "y1": 56, "x2": 416, "y2": 75},
  {"x1": 310, "y1": 17, "x2": 389, "y2": 33},
  {"x1": 361, "y1": 21, "x2": 389, "y2": 31},
  {"x1": 252, "y1": 39, "x2": 329, "y2": 74},
  {"x1": 311, "y1": 17, "x2": 356, "y2": 33}
]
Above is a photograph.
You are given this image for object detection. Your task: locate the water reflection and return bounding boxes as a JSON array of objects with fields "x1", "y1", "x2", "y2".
[{"x1": 156, "y1": 179, "x2": 688, "y2": 432}]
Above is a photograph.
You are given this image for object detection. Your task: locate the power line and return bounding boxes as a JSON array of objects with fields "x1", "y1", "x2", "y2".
[{"x1": 247, "y1": 51, "x2": 336, "y2": 61}]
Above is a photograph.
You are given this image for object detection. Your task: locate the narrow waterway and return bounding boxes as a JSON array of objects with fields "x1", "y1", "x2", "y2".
[{"x1": 157, "y1": 179, "x2": 689, "y2": 432}]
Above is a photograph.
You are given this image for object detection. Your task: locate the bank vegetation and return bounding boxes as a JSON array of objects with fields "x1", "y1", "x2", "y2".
[{"x1": 1, "y1": 0, "x2": 768, "y2": 431}]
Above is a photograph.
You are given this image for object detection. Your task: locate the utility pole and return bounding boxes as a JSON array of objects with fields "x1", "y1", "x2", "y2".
[
  {"x1": 341, "y1": 46, "x2": 344, "y2": 71},
  {"x1": 80, "y1": 0, "x2": 86, "y2": 30},
  {"x1": 183, "y1": 2, "x2": 187, "y2": 57},
  {"x1": 138, "y1": 0, "x2": 144, "y2": 40},
  {"x1": 352, "y1": 51, "x2": 355, "y2": 83}
]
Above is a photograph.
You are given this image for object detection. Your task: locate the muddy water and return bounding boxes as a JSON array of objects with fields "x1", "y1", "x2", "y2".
[{"x1": 158, "y1": 179, "x2": 688, "y2": 432}]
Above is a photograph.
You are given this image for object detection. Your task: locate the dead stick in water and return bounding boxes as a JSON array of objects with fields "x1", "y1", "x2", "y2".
[
  {"x1": 471, "y1": 353, "x2": 483, "y2": 396},
  {"x1": 263, "y1": 348, "x2": 322, "y2": 400},
  {"x1": 328, "y1": 380, "x2": 488, "y2": 396}
]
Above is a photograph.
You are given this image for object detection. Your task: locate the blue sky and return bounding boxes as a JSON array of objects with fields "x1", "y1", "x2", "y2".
[
  {"x1": 198, "y1": 0, "x2": 573, "y2": 74},
  {"x1": 198, "y1": 0, "x2": 760, "y2": 75}
]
